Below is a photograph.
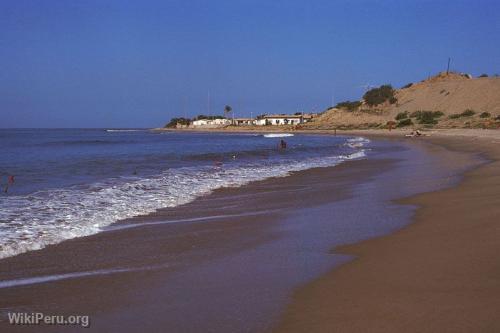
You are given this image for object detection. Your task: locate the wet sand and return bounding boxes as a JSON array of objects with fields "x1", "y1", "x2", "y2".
[
  {"x1": 0, "y1": 134, "x2": 488, "y2": 332},
  {"x1": 275, "y1": 132, "x2": 500, "y2": 332},
  {"x1": 0, "y1": 149, "x2": 399, "y2": 332}
]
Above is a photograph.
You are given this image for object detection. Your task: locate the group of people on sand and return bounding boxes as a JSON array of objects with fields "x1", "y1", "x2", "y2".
[{"x1": 406, "y1": 130, "x2": 423, "y2": 137}]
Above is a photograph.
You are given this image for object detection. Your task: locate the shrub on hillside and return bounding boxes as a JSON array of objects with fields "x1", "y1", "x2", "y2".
[
  {"x1": 397, "y1": 118, "x2": 413, "y2": 127},
  {"x1": 480, "y1": 112, "x2": 491, "y2": 118},
  {"x1": 401, "y1": 83, "x2": 413, "y2": 89},
  {"x1": 363, "y1": 85, "x2": 397, "y2": 106},
  {"x1": 410, "y1": 110, "x2": 422, "y2": 118},
  {"x1": 462, "y1": 109, "x2": 476, "y2": 117},
  {"x1": 409, "y1": 111, "x2": 443, "y2": 125},
  {"x1": 395, "y1": 111, "x2": 409, "y2": 120},
  {"x1": 335, "y1": 101, "x2": 362, "y2": 111},
  {"x1": 418, "y1": 111, "x2": 439, "y2": 124},
  {"x1": 479, "y1": 74, "x2": 488, "y2": 78},
  {"x1": 449, "y1": 109, "x2": 476, "y2": 119}
]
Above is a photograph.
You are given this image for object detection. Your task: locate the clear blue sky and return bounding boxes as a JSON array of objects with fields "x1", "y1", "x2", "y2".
[{"x1": 1, "y1": 0, "x2": 499, "y2": 128}]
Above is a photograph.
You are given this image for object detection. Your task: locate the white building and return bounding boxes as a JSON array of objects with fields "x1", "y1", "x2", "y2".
[
  {"x1": 252, "y1": 114, "x2": 317, "y2": 126},
  {"x1": 262, "y1": 115, "x2": 303, "y2": 126},
  {"x1": 233, "y1": 118, "x2": 254, "y2": 126},
  {"x1": 254, "y1": 118, "x2": 267, "y2": 126},
  {"x1": 192, "y1": 118, "x2": 231, "y2": 127},
  {"x1": 192, "y1": 119, "x2": 210, "y2": 127},
  {"x1": 211, "y1": 118, "x2": 231, "y2": 125}
]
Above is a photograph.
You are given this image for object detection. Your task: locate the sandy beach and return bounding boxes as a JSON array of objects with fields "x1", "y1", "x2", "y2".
[
  {"x1": 3, "y1": 1, "x2": 499, "y2": 331},
  {"x1": 275, "y1": 129, "x2": 500, "y2": 332},
  {"x1": 0, "y1": 129, "x2": 498, "y2": 332}
]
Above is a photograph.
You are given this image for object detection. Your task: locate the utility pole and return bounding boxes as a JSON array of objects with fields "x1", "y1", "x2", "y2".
[
  {"x1": 446, "y1": 57, "x2": 451, "y2": 74},
  {"x1": 183, "y1": 96, "x2": 187, "y2": 119},
  {"x1": 207, "y1": 90, "x2": 211, "y2": 116}
]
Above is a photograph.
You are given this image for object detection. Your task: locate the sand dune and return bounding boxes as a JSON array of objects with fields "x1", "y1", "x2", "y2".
[{"x1": 308, "y1": 72, "x2": 500, "y2": 129}]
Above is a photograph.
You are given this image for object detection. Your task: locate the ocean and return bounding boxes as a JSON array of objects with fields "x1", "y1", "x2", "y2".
[{"x1": 0, "y1": 129, "x2": 368, "y2": 259}]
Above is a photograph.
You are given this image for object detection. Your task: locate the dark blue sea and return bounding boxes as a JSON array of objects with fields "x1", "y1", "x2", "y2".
[{"x1": 0, "y1": 129, "x2": 368, "y2": 259}]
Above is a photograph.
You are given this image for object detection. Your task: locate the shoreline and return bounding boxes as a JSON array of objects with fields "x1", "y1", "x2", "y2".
[
  {"x1": 0, "y1": 130, "x2": 497, "y2": 331},
  {"x1": 0, "y1": 135, "x2": 457, "y2": 332},
  {"x1": 274, "y1": 131, "x2": 500, "y2": 332},
  {"x1": 152, "y1": 125, "x2": 500, "y2": 140}
]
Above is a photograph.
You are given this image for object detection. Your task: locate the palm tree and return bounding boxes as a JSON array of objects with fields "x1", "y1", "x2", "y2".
[{"x1": 224, "y1": 105, "x2": 233, "y2": 124}]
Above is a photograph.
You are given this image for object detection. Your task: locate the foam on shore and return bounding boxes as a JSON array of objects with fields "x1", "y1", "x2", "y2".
[{"x1": 0, "y1": 142, "x2": 368, "y2": 259}]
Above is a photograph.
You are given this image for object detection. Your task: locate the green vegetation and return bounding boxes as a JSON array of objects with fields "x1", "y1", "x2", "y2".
[
  {"x1": 418, "y1": 111, "x2": 439, "y2": 124},
  {"x1": 395, "y1": 111, "x2": 409, "y2": 120},
  {"x1": 363, "y1": 84, "x2": 397, "y2": 106},
  {"x1": 335, "y1": 100, "x2": 362, "y2": 111},
  {"x1": 408, "y1": 110, "x2": 444, "y2": 125},
  {"x1": 480, "y1": 112, "x2": 491, "y2": 118},
  {"x1": 165, "y1": 117, "x2": 191, "y2": 128},
  {"x1": 195, "y1": 114, "x2": 225, "y2": 120},
  {"x1": 397, "y1": 118, "x2": 413, "y2": 127},
  {"x1": 479, "y1": 74, "x2": 488, "y2": 78},
  {"x1": 462, "y1": 109, "x2": 476, "y2": 117},
  {"x1": 409, "y1": 110, "x2": 422, "y2": 118},
  {"x1": 449, "y1": 109, "x2": 476, "y2": 119},
  {"x1": 166, "y1": 113, "x2": 230, "y2": 128}
]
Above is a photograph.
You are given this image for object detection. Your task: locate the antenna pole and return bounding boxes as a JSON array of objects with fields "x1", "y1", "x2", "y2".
[
  {"x1": 447, "y1": 57, "x2": 451, "y2": 74},
  {"x1": 207, "y1": 90, "x2": 211, "y2": 116}
]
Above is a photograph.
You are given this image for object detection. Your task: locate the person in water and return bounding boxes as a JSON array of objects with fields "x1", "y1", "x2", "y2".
[
  {"x1": 279, "y1": 139, "x2": 287, "y2": 149},
  {"x1": 4, "y1": 175, "x2": 15, "y2": 193}
]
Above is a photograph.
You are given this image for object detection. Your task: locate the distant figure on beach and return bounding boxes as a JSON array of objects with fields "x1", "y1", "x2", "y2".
[
  {"x1": 279, "y1": 139, "x2": 287, "y2": 149},
  {"x1": 406, "y1": 130, "x2": 422, "y2": 138},
  {"x1": 4, "y1": 175, "x2": 15, "y2": 193}
]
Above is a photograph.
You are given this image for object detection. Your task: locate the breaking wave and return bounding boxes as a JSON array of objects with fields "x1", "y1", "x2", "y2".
[
  {"x1": 263, "y1": 133, "x2": 294, "y2": 138},
  {"x1": 0, "y1": 149, "x2": 366, "y2": 259}
]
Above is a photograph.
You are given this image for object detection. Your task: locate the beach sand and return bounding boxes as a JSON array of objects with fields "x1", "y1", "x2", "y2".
[
  {"x1": 275, "y1": 130, "x2": 500, "y2": 332},
  {"x1": 0, "y1": 154, "x2": 403, "y2": 332},
  {"x1": 0, "y1": 129, "x2": 498, "y2": 332}
]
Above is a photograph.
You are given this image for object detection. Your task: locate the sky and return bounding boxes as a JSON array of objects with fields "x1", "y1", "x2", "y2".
[{"x1": 1, "y1": 0, "x2": 499, "y2": 128}]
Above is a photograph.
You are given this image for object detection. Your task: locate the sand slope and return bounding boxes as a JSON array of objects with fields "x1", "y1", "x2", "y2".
[{"x1": 308, "y1": 73, "x2": 500, "y2": 129}]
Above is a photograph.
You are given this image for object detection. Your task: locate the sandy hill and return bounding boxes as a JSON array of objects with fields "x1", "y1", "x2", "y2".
[{"x1": 307, "y1": 72, "x2": 500, "y2": 129}]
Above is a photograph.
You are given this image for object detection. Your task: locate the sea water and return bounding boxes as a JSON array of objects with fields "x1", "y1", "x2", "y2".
[{"x1": 0, "y1": 129, "x2": 368, "y2": 259}]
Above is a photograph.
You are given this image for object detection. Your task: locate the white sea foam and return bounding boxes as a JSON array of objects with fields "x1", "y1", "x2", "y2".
[
  {"x1": 0, "y1": 265, "x2": 167, "y2": 289},
  {"x1": 263, "y1": 133, "x2": 294, "y2": 138},
  {"x1": 0, "y1": 149, "x2": 366, "y2": 259},
  {"x1": 106, "y1": 129, "x2": 145, "y2": 132},
  {"x1": 346, "y1": 136, "x2": 371, "y2": 148}
]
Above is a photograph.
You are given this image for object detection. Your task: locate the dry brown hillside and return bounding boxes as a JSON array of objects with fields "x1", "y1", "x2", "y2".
[{"x1": 307, "y1": 72, "x2": 500, "y2": 129}]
